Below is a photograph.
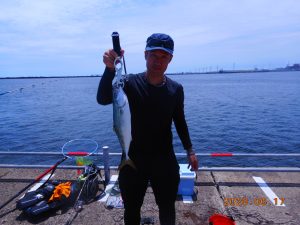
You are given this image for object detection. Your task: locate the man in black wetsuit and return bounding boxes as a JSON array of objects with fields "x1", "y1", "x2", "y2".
[{"x1": 97, "y1": 33, "x2": 198, "y2": 225}]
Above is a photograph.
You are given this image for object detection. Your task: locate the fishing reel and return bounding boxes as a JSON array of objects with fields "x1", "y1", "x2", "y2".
[{"x1": 76, "y1": 163, "x2": 105, "y2": 204}]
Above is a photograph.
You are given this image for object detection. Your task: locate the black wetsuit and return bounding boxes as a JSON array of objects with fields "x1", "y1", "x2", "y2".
[{"x1": 97, "y1": 68, "x2": 193, "y2": 225}]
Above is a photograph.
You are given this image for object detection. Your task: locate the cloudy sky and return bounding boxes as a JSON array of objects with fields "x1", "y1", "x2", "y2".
[{"x1": 0, "y1": 0, "x2": 299, "y2": 77}]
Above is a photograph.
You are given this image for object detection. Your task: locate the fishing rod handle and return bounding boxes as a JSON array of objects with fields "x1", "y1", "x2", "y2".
[{"x1": 112, "y1": 32, "x2": 121, "y2": 56}]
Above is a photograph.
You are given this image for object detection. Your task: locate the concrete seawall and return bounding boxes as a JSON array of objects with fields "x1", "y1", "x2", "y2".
[{"x1": 0, "y1": 168, "x2": 299, "y2": 225}]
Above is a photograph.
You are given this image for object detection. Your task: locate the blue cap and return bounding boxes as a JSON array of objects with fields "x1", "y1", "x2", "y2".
[{"x1": 145, "y1": 33, "x2": 174, "y2": 55}]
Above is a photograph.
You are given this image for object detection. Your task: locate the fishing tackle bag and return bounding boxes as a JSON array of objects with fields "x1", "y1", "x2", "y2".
[
  {"x1": 16, "y1": 180, "x2": 80, "y2": 216},
  {"x1": 16, "y1": 163, "x2": 104, "y2": 216}
]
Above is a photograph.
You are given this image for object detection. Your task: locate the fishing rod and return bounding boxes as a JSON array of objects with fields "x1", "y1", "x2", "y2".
[
  {"x1": 112, "y1": 31, "x2": 127, "y2": 75},
  {"x1": 0, "y1": 139, "x2": 98, "y2": 212},
  {"x1": 0, "y1": 156, "x2": 67, "y2": 211}
]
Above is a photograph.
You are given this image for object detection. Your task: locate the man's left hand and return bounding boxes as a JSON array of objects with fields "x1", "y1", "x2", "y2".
[{"x1": 188, "y1": 153, "x2": 198, "y2": 171}]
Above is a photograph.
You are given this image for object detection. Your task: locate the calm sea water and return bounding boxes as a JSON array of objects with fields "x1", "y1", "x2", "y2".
[{"x1": 0, "y1": 72, "x2": 299, "y2": 167}]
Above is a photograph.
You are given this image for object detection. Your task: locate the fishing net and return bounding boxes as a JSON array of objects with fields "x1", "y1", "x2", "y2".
[{"x1": 61, "y1": 139, "x2": 99, "y2": 173}]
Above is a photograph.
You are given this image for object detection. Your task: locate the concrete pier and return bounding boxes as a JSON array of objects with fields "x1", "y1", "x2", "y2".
[{"x1": 0, "y1": 168, "x2": 299, "y2": 225}]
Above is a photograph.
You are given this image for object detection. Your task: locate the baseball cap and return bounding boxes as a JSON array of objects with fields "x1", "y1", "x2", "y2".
[{"x1": 145, "y1": 33, "x2": 174, "y2": 55}]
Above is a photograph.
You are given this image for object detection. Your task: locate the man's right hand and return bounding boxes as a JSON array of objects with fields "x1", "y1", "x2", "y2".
[{"x1": 103, "y1": 49, "x2": 125, "y2": 70}]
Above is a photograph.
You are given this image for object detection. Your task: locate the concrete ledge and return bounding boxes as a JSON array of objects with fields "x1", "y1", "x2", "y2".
[{"x1": 0, "y1": 168, "x2": 299, "y2": 225}]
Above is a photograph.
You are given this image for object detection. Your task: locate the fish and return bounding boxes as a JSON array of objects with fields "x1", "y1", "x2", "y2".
[{"x1": 112, "y1": 60, "x2": 136, "y2": 170}]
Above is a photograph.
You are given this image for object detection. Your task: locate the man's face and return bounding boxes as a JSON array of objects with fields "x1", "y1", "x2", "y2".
[{"x1": 145, "y1": 50, "x2": 173, "y2": 74}]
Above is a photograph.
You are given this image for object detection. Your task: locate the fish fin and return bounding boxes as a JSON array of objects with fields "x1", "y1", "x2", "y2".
[{"x1": 118, "y1": 159, "x2": 136, "y2": 171}]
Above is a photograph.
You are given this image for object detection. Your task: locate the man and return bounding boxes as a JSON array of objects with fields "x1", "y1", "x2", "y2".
[{"x1": 97, "y1": 33, "x2": 198, "y2": 225}]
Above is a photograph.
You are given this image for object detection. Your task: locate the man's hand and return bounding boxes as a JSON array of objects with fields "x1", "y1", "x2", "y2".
[
  {"x1": 187, "y1": 151, "x2": 198, "y2": 171},
  {"x1": 103, "y1": 49, "x2": 125, "y2": 70}
]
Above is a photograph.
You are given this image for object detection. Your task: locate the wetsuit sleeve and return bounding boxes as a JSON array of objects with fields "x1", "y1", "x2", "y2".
[
  {"x1": 97, "y1": 67, "x2": 115, "y2": 105},
  {"x1": 173, "y1": 85, "x2": 193, "y2": 151}
]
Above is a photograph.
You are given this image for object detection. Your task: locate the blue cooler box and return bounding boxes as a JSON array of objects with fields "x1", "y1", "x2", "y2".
[{"x1": 178, "y1": 164, "x2": 196, "y2": 196}]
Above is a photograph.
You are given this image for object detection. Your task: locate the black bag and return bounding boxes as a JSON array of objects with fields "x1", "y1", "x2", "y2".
[
  {"x1": 16, "y1": 182, "x2": 57, "y2": 210},
  {"x1": 17, "y1": 181, "x2": 80, "y2": 216}
]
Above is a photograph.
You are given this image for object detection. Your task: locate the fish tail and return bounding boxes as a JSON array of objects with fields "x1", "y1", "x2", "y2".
[{"x1": 118, "y1": 159, "x2": 136, "y2": 171}]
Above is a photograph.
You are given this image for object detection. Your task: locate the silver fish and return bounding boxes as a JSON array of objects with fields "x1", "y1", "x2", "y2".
[{"x1": 112, "y1": 58, "x2": 135, "y2": 170}]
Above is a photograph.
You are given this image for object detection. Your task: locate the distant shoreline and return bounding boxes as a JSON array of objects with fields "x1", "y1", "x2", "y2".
[{"x1": 0, "y1": 69, "x2": 299, "y2": 79}]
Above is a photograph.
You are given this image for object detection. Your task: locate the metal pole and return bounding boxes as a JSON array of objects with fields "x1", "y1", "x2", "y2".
[
  {"x1": 0, "y1": 165, "x2": 299, "y2": 172},
  {"x1": 0, "y1": 151, "x2": 104, "y2": 156},
  {"x1": 1, "y1": 152, "x2": 300, "y2": 157},
  {"x1": 102, "y1": 146, "x2": 111, "y2": 185},
  {"x1": 0, "y1": 151, "x2": 300, "y2": 172},
  {"x1": 199, "y1": 167, "x2": 300, "y2": 172},
  {"x1": 0, "y1": 165, "x2": 94, "y2": 169},
  {"x1": 175, "y1": 153, "x2": 300, "y2": 157}
]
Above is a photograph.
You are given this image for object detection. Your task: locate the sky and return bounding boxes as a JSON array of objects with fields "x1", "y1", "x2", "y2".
[{"x1": 0, "y1": 0, "x2": 299, "y2": 77}]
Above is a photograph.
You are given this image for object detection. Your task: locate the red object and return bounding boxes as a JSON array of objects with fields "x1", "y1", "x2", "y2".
[
  {"x1": 0, "y1": 156, "x2": 68, "y2": 211},
  {"x1": 67, "y1": 151, "x2": 88, "y2": 156},
  {"x1": 209, "y1": 214, "x2": 235, "y2": 225},
  {"x1": 211, "y1": 153, "x2": 233, "y2": 157}
]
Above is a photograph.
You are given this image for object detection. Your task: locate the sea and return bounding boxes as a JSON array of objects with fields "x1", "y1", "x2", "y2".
[{"x1": 0, "y1": 71, "x2": 299, "y2": 168}]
